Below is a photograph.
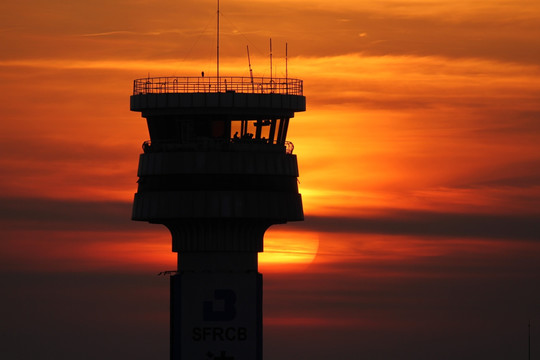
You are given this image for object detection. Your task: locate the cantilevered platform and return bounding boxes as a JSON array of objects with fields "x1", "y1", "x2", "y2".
[{"x1": 130, "y1": 76, "x2": 306, "y2": 118}]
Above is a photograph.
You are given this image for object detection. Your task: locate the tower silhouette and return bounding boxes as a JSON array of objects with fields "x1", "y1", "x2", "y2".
[{"x1": 130, "y1": 76, "x2": 305, "y2": 359}]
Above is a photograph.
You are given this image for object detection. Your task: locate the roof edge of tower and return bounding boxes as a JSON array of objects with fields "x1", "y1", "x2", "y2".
[{"x1": 130, "y1": 92, "x2": 306, "y2": 116}]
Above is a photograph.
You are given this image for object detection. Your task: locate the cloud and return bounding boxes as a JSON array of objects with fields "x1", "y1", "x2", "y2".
[
  {"x1": 80, "y1": 29, "x2": 192, "y2": 37},
  {"x1": 0, "y1": 196, "x2": 134, "y2": 231},
  {"x1": 80, "y1": 30, "x2": 139, "y2": 37},
  {"x1": 290, "y1": 211, "x2": 540, "y2": 241}
]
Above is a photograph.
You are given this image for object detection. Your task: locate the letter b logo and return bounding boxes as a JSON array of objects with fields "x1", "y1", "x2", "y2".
[{"x1": 203, "y1": 289, "x2": 236, "y2": 321}]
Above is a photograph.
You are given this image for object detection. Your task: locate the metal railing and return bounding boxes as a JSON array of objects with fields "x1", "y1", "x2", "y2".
[
  {"x1": 133, "y1": 76, "x2": 303, "y2": 96},
  {"x1": 142, "y1": 139, "x2": 295, "y2": 154}
]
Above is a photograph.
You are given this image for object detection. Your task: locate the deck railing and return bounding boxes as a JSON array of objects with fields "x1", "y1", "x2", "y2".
[
  {"x1": 142, "y1": 139, "x2": 295, "y2": 154},
  {"x1": 133, "y1": 76, "x2": 303, "y2": 96}
]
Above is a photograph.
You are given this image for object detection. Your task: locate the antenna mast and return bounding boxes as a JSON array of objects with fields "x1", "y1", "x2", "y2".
[
  {"x1": 286, "y1": 42, "x2": 288, "y2": 94},
  {"x1": 269, "y1": 38, "x2": 273, "y2": 83},
  {"x1": 217, "y1": 0, "x2": 220, "y2": 89},
  {"x1": 247, "y1": 45, "x2": 255, "y2": 91}
]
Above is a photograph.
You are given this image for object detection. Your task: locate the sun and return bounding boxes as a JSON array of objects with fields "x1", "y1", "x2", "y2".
[{"x1": 259, "y1": 229, "x2": 319, "y2": 272}]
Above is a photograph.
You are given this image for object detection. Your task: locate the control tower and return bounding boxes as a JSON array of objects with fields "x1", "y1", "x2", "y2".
[{"x1": 130, "y1": 76, "x2": 305, "y2": 360}]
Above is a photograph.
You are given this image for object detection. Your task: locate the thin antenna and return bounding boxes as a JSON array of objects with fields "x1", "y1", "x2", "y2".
[
  {"x1": 217, "y1": 0, "x2": 220, "y2": 89},
  {"x1": 529, "y1": 320, "x2": 531, "y2": 360},
  {"x1": 269, "y1": 38, "x2": 273, "y2": 83},
  {"x1": 247, "y1": 45, "x2": 254, "y2": 91},
  {"x1": 285, "y1": 42, "x2": 288, "y2": 94}
]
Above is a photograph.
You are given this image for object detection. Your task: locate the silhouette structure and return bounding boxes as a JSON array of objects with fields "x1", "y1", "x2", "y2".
[{"x1": 130, "y1": 76, "x2": 305, "y2": 359}]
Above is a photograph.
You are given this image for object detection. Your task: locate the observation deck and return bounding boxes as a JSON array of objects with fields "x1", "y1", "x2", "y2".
[
  {"x1": 130, "y1": 76, "x2": 306, "y2": 118},
  {"x1": 130, "y1": 76, "x2": 306, "y2": 155}
]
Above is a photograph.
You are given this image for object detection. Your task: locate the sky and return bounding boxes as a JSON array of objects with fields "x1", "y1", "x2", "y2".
[{"x1": 1, "y1": 0, "x2": 540, "y2": 359}]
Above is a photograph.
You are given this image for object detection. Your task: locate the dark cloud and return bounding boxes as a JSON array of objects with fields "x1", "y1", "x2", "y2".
[
  {"x1": 0, "y1": 196, "x2": 135, "y2": 231},
  {"x1": 460, "y1": 174, "x2": 540, "y2": 189},
  {"x1": 291, "y1": 211, "x2": 540, "y2": 240}
]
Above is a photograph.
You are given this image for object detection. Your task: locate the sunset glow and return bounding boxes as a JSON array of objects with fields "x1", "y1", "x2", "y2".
[{"x1": 1, "y1": 0, "x2": 540, "y2": 359}]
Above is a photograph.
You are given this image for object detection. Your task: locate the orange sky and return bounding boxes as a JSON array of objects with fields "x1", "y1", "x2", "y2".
[{"x1": 1, "y1": 1, "x2": 540, "y2": 359}]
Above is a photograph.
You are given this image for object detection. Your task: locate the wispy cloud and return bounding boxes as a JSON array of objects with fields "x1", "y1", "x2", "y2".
[
  {"x1": 80, "y1": 29, "x2": 191, "y2": 37},
  {"x1": 80, "y1": 30, "x2": 140, "y2": 37}
]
